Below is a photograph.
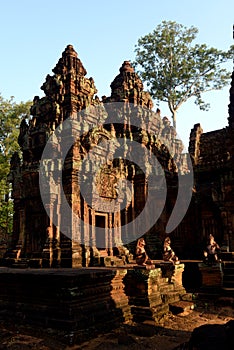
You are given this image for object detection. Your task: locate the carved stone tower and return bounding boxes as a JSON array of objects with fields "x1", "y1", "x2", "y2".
[{"x1": 7, "y1": 45, "x2": 191, "y2": 267}]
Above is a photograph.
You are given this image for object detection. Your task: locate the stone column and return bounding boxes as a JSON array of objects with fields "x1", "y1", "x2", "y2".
[
  {"x1": 15, "y1": 208, "x2": 25, "y2": 258},
  {"x1": 124, "y1": 208, "x2": 128, "y2": 244},
  {"x1": 71, "y1": 210, "x2": 83, "y2": 268},
  {"x1": 52, "y1": 198, "x2": 61, "y2": 267},
  {"x1": 91, "y1": 208, "x2": 96, "y2": 247},
  {"x1": 108, "y1": 213, "x2": 113, "y2": 256},
  {"x1": 42, "y1": 199, "x2": 55, "y2": 267},
  {"x1": 113, "y1": 210, "x2": 121, "y2": 249},
  {"x1": 131, "y1": 180, "x2": 135, "y2": 241}
]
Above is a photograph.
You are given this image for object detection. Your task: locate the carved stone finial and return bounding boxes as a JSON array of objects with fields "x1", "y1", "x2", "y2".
[
  {"x1": 64, "y1": 44, "x2": 77, "y2": 57},
  {"x1": 108, "y1": 60, "x2": 151, "y2": 106},
  {"x1": 119, "y1": 61, "x2": 135, "y2": 73}
]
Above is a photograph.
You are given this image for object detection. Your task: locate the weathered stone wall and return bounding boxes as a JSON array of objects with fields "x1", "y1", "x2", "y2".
[
  {"x1": 188, "y1": 121, "x2": 234, "y2": 252},
  {"x1": 0, "y1": 264, "x2": 189, "y2": 344}
]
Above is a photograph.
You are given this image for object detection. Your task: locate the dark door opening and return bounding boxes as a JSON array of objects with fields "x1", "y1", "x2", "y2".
[{"x1": 95, "y1": 215, "x2": 106, "y2": 250}]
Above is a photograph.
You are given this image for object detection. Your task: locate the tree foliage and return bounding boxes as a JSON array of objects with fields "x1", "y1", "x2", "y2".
[
  {"x1": 0, "y1": 94, "x2": 32, "y2": 238},
  {"x1": 134, "y1": 20, "x2": 233, "y2": 128}
]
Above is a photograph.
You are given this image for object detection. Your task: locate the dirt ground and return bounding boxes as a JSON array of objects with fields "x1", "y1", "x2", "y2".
[{"x1": 0, "y1": 299, "x2": 233, "y2": 350}]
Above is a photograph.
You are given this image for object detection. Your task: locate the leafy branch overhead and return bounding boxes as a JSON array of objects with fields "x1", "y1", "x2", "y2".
[
  {"x1": 134, "y1": 20, "x2": 234, "y2": 129},
  {"x1": 0, "y1": 94, "x2": 32, "y2": 237}
]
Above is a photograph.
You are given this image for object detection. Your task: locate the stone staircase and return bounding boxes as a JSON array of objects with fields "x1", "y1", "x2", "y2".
[
  {"x1": 222, "y1": 260, "x2": 234, "y2": 296},
  {"x1": 11, "y1": 258, "x2": 29, "y2": 268},
  {"x1": 197, "y1": 252, "x2": 234, "y2": 298},
  {"x1": 124, "y1": 263, "x2": 193, "y2": 324}
]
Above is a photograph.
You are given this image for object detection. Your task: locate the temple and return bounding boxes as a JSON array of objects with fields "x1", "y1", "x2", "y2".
[
  {"x1": 188, "y1": 71, "x2": 234, "y2": 254},
  {"x1": 5, "y1": 44, "x2": 234, "y2": 268}
]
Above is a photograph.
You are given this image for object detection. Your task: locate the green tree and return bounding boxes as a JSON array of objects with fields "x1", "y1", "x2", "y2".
[
  {"x1": 0, "y1": 94, "x2": 32, "y2": 238},
  {"x1": 134, "y1": 20, "x2": 233, "y2": 129}
]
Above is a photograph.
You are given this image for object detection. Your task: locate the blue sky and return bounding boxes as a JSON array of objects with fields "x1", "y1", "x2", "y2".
[{"x1": 0, "y1": 0, "x2": 233, "y2": 148}]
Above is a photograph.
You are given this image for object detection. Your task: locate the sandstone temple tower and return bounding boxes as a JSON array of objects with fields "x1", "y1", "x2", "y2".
[{"x1": 7, "y1": 45, "x2": 190, "y2": 267}]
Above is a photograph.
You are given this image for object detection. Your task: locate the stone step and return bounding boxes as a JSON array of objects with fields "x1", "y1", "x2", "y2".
[
  {"x1": 216, "y1": 296, "x2": 234, "y2": 307},
  {"x1": 11, "y1": 259, "x2": 29, "y2": 268},
  {"x1": 222, "y1": 262, "x2": 234, "y2": 268},
  {"x1": 28, "y1": 258, "x2": 42, "y2": 268},
  {"x1": 131, "y1": 303, "x2": 169, "y2": 323},
  {"x1": 133, "y1": 264, "x2": 156, "y2": 270},
  {"x1": 219, "y1": 252, "x2": 234, "y2": 261},
  {"x1": 11, "y1": 264, "x2": 28, "y2": 269},
  {"x1": 180, "y1": 293, "x2": 194, "y2": 302},
  {"x1": 169, "y1": 300, "x2": 194, "y2": 315},
  {"x1": 223, "y1": 269, "x2": 234, "y2": 274},
  {"x1": 158, "y1": 282, "x2": 175, "y2": 293},
  {"x1": 31, "y1": 252, "x2": 43, "y2": 259},
  {"x1": 223, "y1": 281, "x2": 234, "y2": 288},
  {"x1": 160, "y1": 291, "x2": 182, "y2": 304},
  {"x1": 222, "y1": 287, "x2": 234, "y2": 296},
  {"x1": 222, "y1": 260, "x2": 234, "y2": 290},
  {"x1": 223, "y1": 268, "x2": 234, "y2": 274},
  {"x1": 223, "y1": 275, "x2": 234, "y2": 281},
  {"x1": 152, "y1": 303, "x2": 170, "y2": 320},
  {"x1": 129, "y1": 295, "x2": 162, "y2": 307},
  {"x1": 198, "y1": 291, "x2": 222, "y2": 300}
]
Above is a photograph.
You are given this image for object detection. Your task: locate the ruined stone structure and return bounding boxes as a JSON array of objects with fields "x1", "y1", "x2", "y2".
[
  {"x1": 188, "y1": 71, "x2": 234, "y2": 254},
  {"x1": 1, "y1": 43, "x2": 233, "y2": 346},
  {"x1": 6, "y1": 45, "x2": 190, "y2": 267},
  {"x1": 5, "y1": 45, "x2": 234, "y2": 267}
]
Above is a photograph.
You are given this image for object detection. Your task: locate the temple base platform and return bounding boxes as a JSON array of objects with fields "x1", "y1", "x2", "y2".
[{"x1": 0, "y1": 263, "x2": 191, "y2": 345}]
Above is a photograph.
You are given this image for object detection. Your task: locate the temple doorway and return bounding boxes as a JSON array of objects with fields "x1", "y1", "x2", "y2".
[{"x1": 95, "y1": 213, "x2": 108, "y2": 255}]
